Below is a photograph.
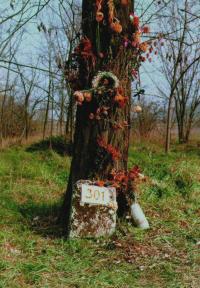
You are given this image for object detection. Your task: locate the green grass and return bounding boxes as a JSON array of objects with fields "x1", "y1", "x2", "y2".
[{"x1": 0, "y1": 142, "x2": 199, "y2": 287}]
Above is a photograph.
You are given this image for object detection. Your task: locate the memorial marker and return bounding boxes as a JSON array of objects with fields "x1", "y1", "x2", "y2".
[{"x1": 69, "y1": 180, "x2": 118, "y2": 238}]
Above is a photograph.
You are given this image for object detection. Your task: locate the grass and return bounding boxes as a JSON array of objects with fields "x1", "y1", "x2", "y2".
[{"x1": 0, "y1": 140, "x2": 199, "y2": 288}]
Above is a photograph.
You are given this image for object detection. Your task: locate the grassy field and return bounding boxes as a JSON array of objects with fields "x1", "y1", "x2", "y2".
[{"x1": 0, "y1": 140, "x2": 199, "y2": 288}]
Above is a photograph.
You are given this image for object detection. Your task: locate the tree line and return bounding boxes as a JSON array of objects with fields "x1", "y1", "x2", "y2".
[{"x1": 0, "y1": 0, "x2": 199, "y2": 152}]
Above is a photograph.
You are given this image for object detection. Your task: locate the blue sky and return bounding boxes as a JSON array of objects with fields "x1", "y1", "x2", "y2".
[{"x1": 0, "y1": 0, "x2": 167, "y2": 104}]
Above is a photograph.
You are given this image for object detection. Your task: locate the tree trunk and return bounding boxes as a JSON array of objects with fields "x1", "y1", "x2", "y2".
[
  {"x1": 185, "y1": 111, "x2": 194, "y2": 143},
  {"x1": 61, "y1": 0, "x2": 135, "y2": 235},
  {"x1": 24, "y1": 93, "x2": 30, "y2": 140},
  {"x1": 165, "y1": 95, "x2": 173, "y2": 153}
]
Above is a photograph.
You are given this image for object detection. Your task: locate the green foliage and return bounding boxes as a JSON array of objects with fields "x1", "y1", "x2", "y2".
[{"x1": 0, "y1": 143, "x2": 199, "y2": 287}]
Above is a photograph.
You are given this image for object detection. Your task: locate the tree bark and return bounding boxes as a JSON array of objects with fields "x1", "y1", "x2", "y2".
[
  {"x1": 61, "y1": 0, "x2": 135, "y2": 235},
  {"x1": 165, "y1": 95, "x2": 173, "y2": 153}
]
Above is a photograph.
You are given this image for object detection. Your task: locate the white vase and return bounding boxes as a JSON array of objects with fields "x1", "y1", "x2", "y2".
[{"x1": 131, "y1": 203, "x2": 150, "y2": 229}]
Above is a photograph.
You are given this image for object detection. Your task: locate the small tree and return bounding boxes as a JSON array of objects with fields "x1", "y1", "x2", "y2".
[
  {"x1": 132, "y1": 99, "x2": 164, "y2": 141},
  {"x1": 157, "y1": 0, "x2": 200, "y2": 151}
]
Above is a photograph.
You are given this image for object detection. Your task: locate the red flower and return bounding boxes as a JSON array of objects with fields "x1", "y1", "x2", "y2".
[
  {"x1": 149, "y1": 46, "x2": 153, "y2": 53},
  {"x1": 131, "y1": 69, "x2": 138, "y2": 79},
  {"x1": 97, "y1": 137, "x2": 121, "y2": 161},
  {"x1": 95, "y1": 180, "x2": 105, "y2": 187},
  {"x1": 139, "y1": 56, "x2": 146, "y2": 62},
  {"x1": 142, "y1": 26, "x2": 150, "y2": 33},
  {"x1": 133, "y1": 15, "x2": 140, "y2": 28},
  {"x1": 153, "y1": 41, "x2": 157, "y2": 47},
  {"x1": 128, "y1": 166, "x2": 141, "y2": 179}
]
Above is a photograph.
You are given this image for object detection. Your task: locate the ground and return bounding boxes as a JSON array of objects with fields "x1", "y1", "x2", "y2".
[{"x1": 0, "y1": 140, "x2": 199, "y2": 288}]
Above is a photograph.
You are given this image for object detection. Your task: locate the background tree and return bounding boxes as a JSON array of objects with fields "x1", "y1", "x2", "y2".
[{"x1": 157, "y1": 0, "x2": 200, "y2": 151}]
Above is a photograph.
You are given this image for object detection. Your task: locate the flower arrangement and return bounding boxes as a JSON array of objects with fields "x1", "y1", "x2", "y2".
[
  {"x1": 73, "y1": 90, "x2": 92, "y2": 105},
  {"x1": 94, "y1": 166, "x2": 142, "y2": 197},
  {"x1": 92, "y1": 71, "x2": 120, "y2": 89},
  {"x1": 97, "y1": 137, "x2": 121, "y2": 161}
]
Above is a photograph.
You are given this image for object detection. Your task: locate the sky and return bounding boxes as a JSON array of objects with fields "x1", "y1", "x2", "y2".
[{"x1": 0, "y1": 0, "x2": 169, "y2": 105}]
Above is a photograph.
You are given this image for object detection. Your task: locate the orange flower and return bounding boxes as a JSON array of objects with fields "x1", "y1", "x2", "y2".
[
  {"x1": 134, "y1": 31, "x2": 141, "y2": 43},
  {"x1": 139, "y1": 42, "x2": 148, "y2": 52},
  {"x1": 74, "y1": 91, "x2": 84, "y2": 103},
  {"x1": 84, "y1": 91, "x2": 92, "y2": 102},
  {"x1": 114, "y1": 94, "x2": 128, "y2": 108},
  {"x1": 110, "y1": 21, "x2": 122, "y2": 33},
  {"x1": 95, "y1": 180, "x2": 105, "y2": 187},
  {"x1": 114, "y1": 94, "x2": 124, "y2": 102},
  {"x1": 121, "y1": 0, "x2": 129, "y2": 5}
]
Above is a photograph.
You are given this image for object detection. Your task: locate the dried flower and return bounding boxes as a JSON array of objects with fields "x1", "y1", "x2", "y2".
[
  {"x1": 110, "y1": 20, "x2": 123, "y2": 33},
  {"x1": 149, "y1": 46, "x2": 153, "y2": 53},
  {"x1": 128, "y1": 166, "x2": 141, "y2": 179},
  {"x1": 133, "y1": 31, "x2": 141, "y2": 44},
  {"x1": 114, "y1": 94, "x2": 124, "y2": 102},
  {"x1": 121, "y1": 0, "x2": 129, "y2": 5},
  {"x1": 89, "y1": 113, "x2": 95, "y2": 120},
  {"x1": 97, "y1": 137, "x2": 121, "y2": 161},
  {"x1": 142, "y1": 26, "x2": 150, "y2": 33},
  {"x1": 131, "y1": 69, "x2": 138, "y2": 79},
  {"x1": 139, "y1": 56, "x2": 146, "y2": 62},
  {"x1": 124, "y1": 40, "x2": 129, "y2": 48},
  {"x1": 84, "y1": 91, "x2": 92, "y2": 102},
  {"x1": 74, "y1": 91, "x2": 84, "y2": 103},
  {"x1": 114, "y1": 94, "x2": 128, "y2": 108},
  {"x1": 139, "y1": 42, "x2": 148, "y2": 52},
  {"x1": 96, "y1": 11, "x2": 104, "y2": 22},
  {"x1": 95, "y1": 180, "x2": 105, "y2": 187},
  {"x1": 133, "y1": 105, "x2": 142, "y2": 113},
  {"x1": 92, "y1": 71, "x2": 120, "y2": 89},
  {"x1": 133, "y1": 15, "x2": 140, "y2": 28}
]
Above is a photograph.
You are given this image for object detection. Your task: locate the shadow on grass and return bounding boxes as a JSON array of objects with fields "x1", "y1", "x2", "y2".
[
  {"x1": 18, "y1": 200, "x2": 65, "y2": 238},
  {"x1": 26, "y1": 136, "x2": 73, "y2": 156},
  {"x1": 172, "y1": 143, "x2": 200, "y2": 156}
]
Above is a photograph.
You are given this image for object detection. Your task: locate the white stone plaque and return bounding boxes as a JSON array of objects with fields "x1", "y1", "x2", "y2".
[{"x1": 81, "y1": 184, "x2": 116, "y2": 206}]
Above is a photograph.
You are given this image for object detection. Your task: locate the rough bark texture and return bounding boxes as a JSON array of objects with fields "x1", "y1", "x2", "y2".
[{"x1": 61, "y1": 0, "x2": 135, "y2": 236}]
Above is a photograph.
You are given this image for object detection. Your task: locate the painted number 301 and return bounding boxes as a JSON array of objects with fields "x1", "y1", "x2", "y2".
[
  {"x1": 81, "y1": 184, "x2": 111, "y2": 205},
  {"x1": 86, "y1": 188, "x2": 105, "y2": 201}
]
